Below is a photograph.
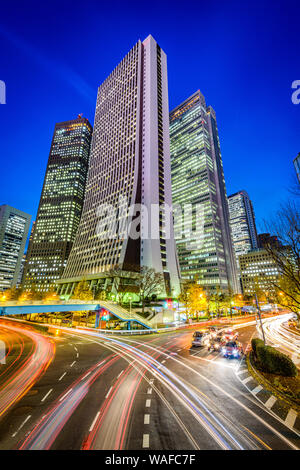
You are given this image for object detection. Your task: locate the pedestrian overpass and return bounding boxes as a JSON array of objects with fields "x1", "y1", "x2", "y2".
[{"x1": 0, "y1": 300, "x2": 152, "y2": 330}]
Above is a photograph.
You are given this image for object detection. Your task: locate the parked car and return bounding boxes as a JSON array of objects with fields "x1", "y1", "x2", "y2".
[
  {"x1": 192, "y1": 330, "x2": 210, "y2": 347},
  {"x1": 221, "y1": 341, "x2": 243, "y2": 358}
]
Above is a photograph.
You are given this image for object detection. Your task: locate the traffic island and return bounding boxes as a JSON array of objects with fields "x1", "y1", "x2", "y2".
[
  {"x1": 247, "y1": 352, "x2": 300, "y2": 411},
  {"x1": 235, "y1": 346, "x2": 300, "y2": 433}
]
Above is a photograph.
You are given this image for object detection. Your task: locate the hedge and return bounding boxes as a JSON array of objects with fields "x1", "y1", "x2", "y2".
[{"x1": 251, "y1": 338, "x2": 297, "y2": 377}]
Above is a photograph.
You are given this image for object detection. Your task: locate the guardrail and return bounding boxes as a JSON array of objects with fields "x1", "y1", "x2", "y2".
[{"x1": 76, "y1": 314, "x2": 265, "y2": 335}]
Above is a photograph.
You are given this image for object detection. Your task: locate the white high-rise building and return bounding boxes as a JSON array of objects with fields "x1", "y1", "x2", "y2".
[{"x1": 59, "y1": 35, "x2": 180, "y2": 298}]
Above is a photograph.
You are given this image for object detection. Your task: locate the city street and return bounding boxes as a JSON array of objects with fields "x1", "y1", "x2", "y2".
[{"x1": 0, "y1": 318, "x2": 298, "y2": 450}]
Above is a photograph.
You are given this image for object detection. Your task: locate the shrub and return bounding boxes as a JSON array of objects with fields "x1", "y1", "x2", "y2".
[
  {"x1": 252, "y1": 339, "x2": 298, "y2": 377},
  {"x1": 251, "y1": 338, "x2": 264, "y2": 358}
]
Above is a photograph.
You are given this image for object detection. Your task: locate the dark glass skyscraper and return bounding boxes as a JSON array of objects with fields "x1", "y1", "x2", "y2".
[
  {"x1": 0, "y1": 205, "x2": 31, "y2": 291},
  {"x1": 170, "y1": 91, "x2": 239, "y2": 293},
  {"x1": 23, "y1": 116, "x2": 92, "y2": 292},
  {"x1": 293, "y1": 152, "x2": 300, "y2": 183}
]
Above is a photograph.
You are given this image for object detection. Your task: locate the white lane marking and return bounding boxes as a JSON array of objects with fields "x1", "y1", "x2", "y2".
[
  {"x1": 105, "y1": 386, "x2": 113, "y2": 399},
  {"x1": 177, "y1": 349, "x2": 182, "y2": 352},
  {"x1": 145, "y1": 399, "x2": 151, "y2": 408},
  {"x1": 74, "y1": 346, "x2": 78, "y2": 351},
  {"x1": 142, "y1": 434, "x2": 149, "y2": 448},
  {"x1": 12, "y1": 415, "x2": 31, "y2": 437},
  {"x1": 59, "y1": 388, "x2": 73, "y2": 402},
  {"x1": 117, "y1": 369, "x2": 124, "y2": 378},
  {"x1": 236, "y1": 368, "x2": 249, "y2": 375},
  {"x1": 98, "y1": 360, "x2": 105, "y2": 366},
  {"x1": 147, "y1": 387, "x2": 152, "y2": 395},
  {"x1": 265, "y1": 395, "x2": 277, "y2": 409},
  {"x1": 58, "y1": 372, "x2": 67, "y2": 381},
  {"x1": 89, "y1": 411, "x2": 100, "y2": 432},
  {"x1": 149, "y1": 379, "x2": 154, "y2": 384},
  {"x1": 81, "y1": 371, "x2": 91, "y2": 381},
  {"x1": 41, "y1": 388, "x2": 53, "y2": 402},
  {"x1": 192, "y1": 355, "x2": 235, "y2": 369},
  {"x1": 76, "y1": 353, "x2": 79, "y2": 358},
  {"x1": 144, "y1": 414, "x2": 150, "y2": 425},
  {"x1": 242, "y1": 376, "x2": 253, "y2": 384},
  {"x1": 285, "y1": 409, "x2": 298, "y2": 428},
  {"x1": 252, "y1": 385, "x2": 263, "y2": 395},
  {"x1": 70, "y1": 361, "x2": 76, "y2": 367},
  {"x1": 161, "y1": 360, "x2": 166, "y2": 363}
]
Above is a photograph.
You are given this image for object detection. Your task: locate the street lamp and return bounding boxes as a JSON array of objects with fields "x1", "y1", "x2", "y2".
[
  {"x1": 129, "y1": 295, "x2": 132, "y2": 315},
  {"x1": 230, "y1": 301, "x2": 234, "y2": 319}
]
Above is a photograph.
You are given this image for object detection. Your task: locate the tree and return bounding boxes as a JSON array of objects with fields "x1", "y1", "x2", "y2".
[
  {"x1": 3, "y1": 286, "x2": 22, "y2": 300},
  {"x1": 186, "y1": 284, "x2": 207, "y2": 319},
  {"x1": 178, "y1": 280, "x2": 207, "y2": 319},
  {"x1": 20, "y1": 284, "x2": 43, "y2": 301},
  {"x1": 264, "y1": 201, "x2": 300, "y2": 323},
  {"x1": 178, "y1": 281, "x2": 192, "y2": 317},
  {"x1": 95, "y1": 290, "x2": 107, "y2": 301},
  {"x1": 72, "y1": 280, "x2": 93, "y2": 301},
  {"x1": 106, "y1": 264, "x2": 140, "y2": 305},
  {"x1": 138, "y1": 267, "x2": 164, "y2": 315},
  {"x1": 43, "y1": 290, "x2": 60, "y2": 301}
]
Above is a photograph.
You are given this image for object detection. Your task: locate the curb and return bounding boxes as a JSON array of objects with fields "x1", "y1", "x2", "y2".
[{"x1": 235, "y1": 354, "x2": 300, "y2": 435}]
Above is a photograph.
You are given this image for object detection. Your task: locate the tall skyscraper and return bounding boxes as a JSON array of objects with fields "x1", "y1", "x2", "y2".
[
  {"x1": 23, "y1": 116, "x2": 92, "y2": 292},
  {"x1": 59, "y1": 35, "x2": 180, "y2": 298},
  {"x1": 228, "y1": 190, "x2": 258, "y2": 268},
  {"x1": 293, "y1": 152, "x2": 300, "y2": 183},
  {"x1": 170, "y1": 91, "x2": 239, "y2": 293},
  {"x1": 0, "y1": 205, "x2": 31, "y2": 291}
]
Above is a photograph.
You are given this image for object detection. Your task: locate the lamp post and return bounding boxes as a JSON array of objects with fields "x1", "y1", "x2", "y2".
[
  {"x1": 255, "y1": 293, "x2": 266, "y2": 345},
  {"x1": 129, "y1": 295, "x2": 132, "y2": 315},
  {"x1": 230, "y1": 301, "x2": 234, "y2": 319}
]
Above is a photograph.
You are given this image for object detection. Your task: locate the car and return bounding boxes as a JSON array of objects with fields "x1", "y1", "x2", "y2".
[
  {"x1": 221, "y1": 341, "x2": 244, "y2": 358},
  {"x1": 209, "y1": 326, "x2": 220, "y2": 338},
  {"x1": 222, "y1": 328, "x2": 238, "y2": 342},
  {"x1": 208, "y1": 336, "x2": 225, "y2": 352},
  {"x1": 192, "y1": 330, "x2": 210, "y2": 347}
]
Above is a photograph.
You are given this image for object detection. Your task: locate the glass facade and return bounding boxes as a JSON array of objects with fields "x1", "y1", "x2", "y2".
[
  {"x1": 23, "y1": 117, "x2": 92, "y2": 292},
  {"x1": 293, "y1": 153, "x2": 300, "y2": 183},
  {"x1": 170, "y1": 91, "x2": 238, "y2": 292},
  {"x1": 228, "y1": 190, "x2": 258, "y2": 269},
  {"x1": 0, "y1": 205, "x2": 31, "y2": 290}
]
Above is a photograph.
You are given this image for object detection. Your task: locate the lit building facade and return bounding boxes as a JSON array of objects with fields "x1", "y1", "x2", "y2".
[
  {"x1": 23, "y1": 116, "x2": 92, "y2": 292},
  {"x1": 228, "y1": 190, "x2": 258, "y2": 268},
  {"x1": 239, "y1": 249, "x2": 280, "y2": 296},
  {"x1": 58, "y1": 35, "x2": 180, "y2": 298},
  {"x1": 170, "y1": 91, "x2": 239, "y2": 293},
  {"x1": 0, "y1": 205, "x2": 31, "y2": 291}
]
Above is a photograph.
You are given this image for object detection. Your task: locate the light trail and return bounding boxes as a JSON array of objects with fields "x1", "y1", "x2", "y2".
[
  {"x1": 256, "y1": 314, "x2": 300, "y2": 365},
  {"x1": 80, "y1": 333, "x2": 244, "y2": 450},
  {"x1": 0, "y1": 323, "x2": 55, "y2": 419},
  {"x1": 19, "y1": 354, "x2": 119, "y2": 450}
]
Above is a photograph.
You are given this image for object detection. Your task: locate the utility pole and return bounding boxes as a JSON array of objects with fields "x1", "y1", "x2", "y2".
[{"x1": 255, "y1": 294, "x2": 266, "y2": 344}]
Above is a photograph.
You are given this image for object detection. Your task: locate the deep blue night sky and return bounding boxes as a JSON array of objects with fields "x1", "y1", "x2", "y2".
[{"x1": 0, "y1": 0, "x2": 299, "y2": 234}]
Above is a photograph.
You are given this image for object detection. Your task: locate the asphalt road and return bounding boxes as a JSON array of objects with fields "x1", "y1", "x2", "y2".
[{"x1": 0, "y1": 318, "x2": 299, "y2": 450}]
